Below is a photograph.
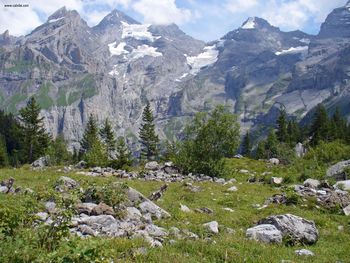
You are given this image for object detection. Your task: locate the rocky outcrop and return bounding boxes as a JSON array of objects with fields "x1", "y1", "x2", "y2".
[
  {"x1": 246, "y1": 224, "x2": 282, "y2": 244},
  {"x1": 326, "y1": 160, "x2": 350, "y2": 181},
  {"x1": 258, "y1": 214, "x2": 319, "y2": 245},
  {"x1": 31, "y1": 156, "x2": 50, "y2": 170}
]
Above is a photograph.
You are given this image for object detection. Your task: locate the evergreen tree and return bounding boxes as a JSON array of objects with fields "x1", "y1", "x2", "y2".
[
  {"x1": 309, "y1": 104, "x2": 330, "y2": 145},
  {"x1": 330, "y1": 107, "x2": 347, "y2": 141},
  {"x1": 84, "y1": 139, "x2": 108, "y2": 167},
  {"x1": 139, "y1": 102, "x2": 159, "y2": 160},
  {"x1": 111, "y1": 137, "x2": 133, "y2": 169},
  {"x1": 255, "y1": 140, "x2": 266, "y2": 160},
  {"x1": 99, "y1": 118, "x2": 116, "y2": 156},
  {"x1": 276, "y1": 108, "x2": 288, "y2": 143},
  {"x1": 242, "y1": 131, "x2": 252, "y2": 157},
  {"x1": 46, "y1": 134, "x2": 71, "y2": 165},
  {"x1": 81, "y1": 114, "x2": 99, "y2": 154},
  {"x1": 0, "y1": 136, "x2": 9, "y2": 167},
  {"x1": 287, "y1": 119, "x2": 302, "y2": 145},
  {"x1": 19, "y1": 97, "x2": 50, "y2": 163},
  {"x1": 265, "y1": 129, "x2": 278, "y2": 159}
]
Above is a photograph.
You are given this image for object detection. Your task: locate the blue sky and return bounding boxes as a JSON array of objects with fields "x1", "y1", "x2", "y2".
[{"x1": 0, "y1": 0, "x2": 348, "y2": 41}]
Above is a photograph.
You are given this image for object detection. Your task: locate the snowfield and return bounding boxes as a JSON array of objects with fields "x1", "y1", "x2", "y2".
[
  {"x1": 186, "y1": 45, "x2": 219, "y2": 75},
  {"x1": 108, "y1": 42, "x2": 129, "y2": 56},
  {"x1": 121, "y1": 22, "x2": 160, "y2": 42},
  {"x1": 275, "y1": 46, "x2": 308, "y2": 56}
]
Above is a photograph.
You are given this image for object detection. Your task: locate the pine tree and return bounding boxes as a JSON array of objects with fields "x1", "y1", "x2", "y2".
[
  {"x1": 276, "y1": 108, "x2": 288, "y2": 143},
  {"x1": 19, "y1": 97, "x2": 50, "y2": 163},
  {"x1": 81, "y1": 114, "x2": 99, "y2": 154},
  {"x1": 99, "y1": 118, "x2": 116, "y2": 157},
  {"x1": 112, "y1": 137, "x2": 133, "y2": 169},
  {"x1": 265, "y1": 129, "x2": 278, "y2": 159},
  {"x1": 309, "y1": 104, "x2": 330, "y2": 145},
  {"x1": 330, "y1": 107, "x2": 347, "y2": 141},
  {"x1": 287, "y1": 119, "x2": 302, "y2": 145},
  {"x1": 242, "y1": 131, "x2": 252, "y2": 157},
  {"x1": 0, "y1": 136, "x2": 9, "y2": 167},
  {"x1": 84, "y1": 139, "x2": 108, "y2": 167},
  {"x1": 139, "y1": 102, "x2": 159, "y2": 161},
  {"x1": 255, "y1": 140, "x2": 266, "y2": 159}
]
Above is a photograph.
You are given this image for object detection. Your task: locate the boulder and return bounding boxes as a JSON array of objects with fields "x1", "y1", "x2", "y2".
[
  {"x1": 343, "y1": 205, "x2": 350, "y2": 216},
  {"x1": 180, "y1": 204, "x2": 191, "y2": 212},
  {"x1": 0, "y1": 186, "x2": 8, "y2": 193},
  {"x1": 258, "y1": 214, "x2": 319, "y2": 245},
  {"x1": 76, "y1": 203, "x2": 98, "y2": 215},
  {"x1": 234, "y1": 154, "x2": 243, "y2": 159},
  {"x1": 203, "y1": 221, "x2": 219, "y2": 234},
  {"x1": 270, "y1": 177, "x2": 283, "y2": 185},
  {"x1": 55, "y1": 176, "x2": 79, "y2": 192},
  {"x1": 125, "y1": 207, "x2": 142, "y2": 221},
  {"x1": 126, "y1": 187, "x2": 147, "y2": 205},
  {"x1": 45, "y1": 201, "x2": 56, "y2": 214},
  {"x1": 139, "y1": 200, "x2": 170, "y2": 219},
  {"x1": 326, "y1": 160, "x2": 350, "y2": 180},
  {"x1": 144, "y1": 224, "x2": 168, "y2": 237},
  {"x1": 31, "y1": 156, "x2": 50, "y2": 169},
  {"x1": 227, "y1": 186, "x2": 238, "y2": 192},
  {"x1": 295, "y1": 143, "x2": 306, "y2": 158},
  {"x1": 91, "y1": 202, "x2": 114, "y2": 216},
  {"x1": 303, "y1": 179, "x2": 321, "y2": 189},
  {"x1": 334, "y1": 180, "x2": 350, "y2": 191},
  {"x1": 75, "y1": 160, "x2": 87, "y2": 169},
  {"x1": 145, "y1": 161, "x2": 160, "y2": 171},
  {"x1": 246, "y1": 224, "x2": 282, "y2": 244},
  {"x1": 36, "y1": 212, "x2": 49, "y2": 221},
  {"x1": 295, "y1": 249, "x2": 314, "y2": 257},
  {"x1": 269, "y1": 158, "x2": 280, "y2": 165}
]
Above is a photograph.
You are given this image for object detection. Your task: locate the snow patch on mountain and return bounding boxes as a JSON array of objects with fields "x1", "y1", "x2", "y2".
[
  {"x1": 129, "y1": 45, "x2": 162, "y2": 59},
  {"x1": 186, "y1": 45, "x2": 219, "y2": 75},
  {"x1": 175, "y1": 73, "x2": 189, "y2": 82},
  {"x1": 108, "y1": 42, "x2": 129, "y2": 56},
  {"x1": 242, "y1": 18, "x2": 256, "y2": 29},
  {"x1": 275, "y1": 46, "x2": 308, "y2": 56},
  {"x1": 47, "y1": 17, "x2": 64, "y2": 23},
  {"x1": 121, "y1": 22, "x2": 160, "y2": 42}
]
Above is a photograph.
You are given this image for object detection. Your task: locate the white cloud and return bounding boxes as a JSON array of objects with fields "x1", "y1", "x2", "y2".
[
  {"x1": 132, "y1": 0, "x2": 193, "y2": 25},
  {"x1": 225, "y1": 0, "x2": 258, "y2": 13}
]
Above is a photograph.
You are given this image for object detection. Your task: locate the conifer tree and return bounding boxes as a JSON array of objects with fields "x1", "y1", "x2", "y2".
[
  {"x1": 287, "y1": 119, "x2": 302, "y2": 145},
  {"x1": 265, "y1": 129, "x2": 278, "y2": 158},
  {"x1": 112, "y1": 137, "x2": 133, "y2": 169},
  {"x1": 99, "y1": 118, "x2": 116, "y2": 157},
  {"x1": 0, "y1": 136, "x2": 9, "y2": 167},
  {"x1": 309, "y1": 104, "x2": 330, "y2": 145},
  {"x1": 81, "y1": 114, "x2": 99, "y2": 154},
  {"x1": 19, "y1": 97, "x2": 50, "y2": 163},
  {"x1": 139, "y1": 102, "x2": 159, "y2": 160},
  {"x1": 276, "y1": 108, "x2": 288, "y2": 143},
  {"x1": 84, "y1": 139, "x2": 108, "y2": 167},
  {"x1": 330, "y1": 107, "x2": 347, "y2": 140},
  {"x1": 242, "y1": 131, "x2": 252, "y2": 157},
  {"x1": 255, "y1": 140, "x2": 266, "y2": 159}
]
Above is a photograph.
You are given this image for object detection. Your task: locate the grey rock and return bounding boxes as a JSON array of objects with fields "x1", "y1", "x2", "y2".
[
  {"x1": 295, "y1": 143, "x2": 306, "y2": 158},
  {"x1": 145, "y1": 161, "x2": 160, "y2": 171},
  {"x1": 144, "y1": 224, "x2": 168, "y2": 237},
  {"x1": 258, "y1": 214, "x2": 319, "y2": 244},
  {"x1": 180, "y1": 203, "x2": 191, "y2": 212},
  {"x1": 295, "y1": 249, "x2": 314, "y2": 257},
  {"x1": 326, "y1": 160, "x2": 350, "y2": 181},
  {"x1": 36, "y1": 212, "x2": 49, "y2": 221},
  {"x1": 303, "y1": 179, "x2": 321, "y2": 189},
  {"x1": 45, "y1": 201, "x2": 56, "y2": 213},
  {"x1": 139, "y1": 200, "x2": 170, "y2": 219},
  {"x1": 76, "y1": 203, "x2": 98, "y2": 215},
  {"x1": 334, "y1": 180, "x2": 350, "y2": 191},
  {"x1": 31, "y1": 156, "x2": 50, "y2": 169},
  {"x1": 203, "y1": 221, "x2": 219, "y2": 234},
  {"x1": 343, "y1": 205, "x2": 350, "y2": 216},
  {"x1": 55, "y1": 176, "x2": 79, "y2": 192},
  {"x1": 246, "y1": 224, "x2": 282, "y2": 244},
  {"x1": 227, "y1": 186, "x2": 238, "y2": 192},
  {"x1": 125, "y1": 207, "x2": 142, "y2": 220},
  {"x1": 270, "y1": 177, "x2": 283, "y2": 185},
  {"x1": 269, "y1": 158, "x2": 280, "y2": 165},
  {"x1": 195, "y1": 207, "x2": 214, "y2": 214},
  {"x1": 0, "y1": 186, "x2": 8, "y2": 193}
]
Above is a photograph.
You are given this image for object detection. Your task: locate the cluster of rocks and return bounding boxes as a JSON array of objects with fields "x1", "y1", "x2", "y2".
[
  {"x1": 0, "y1": 178, "x2": 32, "y2": 194},
  {"x1": 74, "y1": 161, "x2": 235, "y2": 184},
  {"x1": 246, "y1": 214, "x2": 319, "y2": 245},
  {"x1": 31, "y1": 156, "x2": 50, "y2": 170}
]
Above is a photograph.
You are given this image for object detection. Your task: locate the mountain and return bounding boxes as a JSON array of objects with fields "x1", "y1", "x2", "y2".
[{"x1": 0, "y1": 3, "x2": 350, "y2": 148}]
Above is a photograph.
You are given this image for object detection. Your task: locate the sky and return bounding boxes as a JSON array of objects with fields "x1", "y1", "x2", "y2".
[{"x1": 0, "y1": 0, "x2": 348, "y2": 41}]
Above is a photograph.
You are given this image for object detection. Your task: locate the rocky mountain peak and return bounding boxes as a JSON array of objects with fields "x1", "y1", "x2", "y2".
[
  {"x1": 240, "y1": 17, "x2": 276, "y2": 30},
  {"x1": 318, "y1": 1, "x2": 350, "y2": 38},
  {"x1": 94, "y1": 9, "x2": 139, "y2": 32}
]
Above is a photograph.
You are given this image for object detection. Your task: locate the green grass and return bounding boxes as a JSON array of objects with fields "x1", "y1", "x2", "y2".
[
  {"x1": 36, "y1": 82, "x2": 54, "y2": 109},
  {"x1": 0, "y1": 159, "x2": 349, "y2": 262}
]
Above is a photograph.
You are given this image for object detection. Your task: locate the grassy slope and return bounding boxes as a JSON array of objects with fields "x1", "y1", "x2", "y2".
[{"x1": 0, "y1": 159, "x2": 349, "y2": 262}]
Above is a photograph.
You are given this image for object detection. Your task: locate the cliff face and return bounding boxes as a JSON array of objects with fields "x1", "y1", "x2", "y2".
[{"x1": 1, "y1": 3, "x2": 350, "y2": 148}]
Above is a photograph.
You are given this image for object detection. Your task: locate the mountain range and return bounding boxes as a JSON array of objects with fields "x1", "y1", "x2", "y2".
[{"x1": 1, "y1": 1, "x2": 350, "y2": 149}]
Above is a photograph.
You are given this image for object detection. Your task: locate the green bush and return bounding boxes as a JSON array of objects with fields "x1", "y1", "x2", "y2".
[{"x1": 304, "y1": 140, "x2": 350, "y2": 164}]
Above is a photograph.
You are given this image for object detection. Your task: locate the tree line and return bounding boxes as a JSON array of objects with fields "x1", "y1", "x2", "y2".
[{"x1": 0, "y1": 97, "x2": 349, "y2": 177}]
